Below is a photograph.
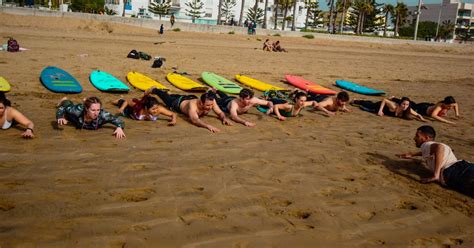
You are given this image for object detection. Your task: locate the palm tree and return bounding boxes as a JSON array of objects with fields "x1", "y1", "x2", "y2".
[
  {"x1": 239, "y1": 0, "x2": 245, "y2": 25},
  {"x1": 274, "y1": 0, "x2": 280, "y2": 29},
  {"x1": 263, "y1": 0, "x2": 269, "y2": 28},
  {"x1": 359, "y1": 0, "x2": 373, "y2": 34},
  {"x1": 327, "y1": 0, "x2": 335, "y2": 32},
  {"x1": 122, "y1": 0, "x2": 127, "y2": 17},
  {"x1": 440, "y1": 19, "x2": 455, "y2": 41},
  {"x1": 291, "y1": 0, "x2": 297, "y2": 31},
  {"x1": 393, "y1": 2, "x2": 408, "y2": 37},
  {"x1": 382, "y1": 4, "x2": 394, "y2": 37},
  {"x1": 280, "y1": 0, "x2": 293, "y2": 30},
  {"x1": 217, "y1": 0, "x2": 223, "y2": 24},
  {"x1": 339, "y1": 0, "x2": 352, "y2": 33}
]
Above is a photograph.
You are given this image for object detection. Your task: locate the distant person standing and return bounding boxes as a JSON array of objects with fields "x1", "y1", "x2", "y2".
[
  {"x1": 159, "y1": 24, "x2": 164, "y2": 35},
  {"x1": 252, "y1": 21, "x2": 257, "y2": 35},
  {"x1": 170, "y1": 14, "x2": 175, "y2": 27}
]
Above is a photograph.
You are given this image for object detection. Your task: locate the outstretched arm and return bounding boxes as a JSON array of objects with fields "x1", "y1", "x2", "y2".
[
  {"x1": 10, "y1": 108, "x2": 35, "y2": 138},
  {"x1": 273, "y1": 103, "x2": 291, "y2": 121},
  {"x1": 212, "y1": 100, "x2": 232, "y2": 126},
  {"x1": 410, "y1": 108, "x2": 427, "y2": 122},
  {"x1": 396, "y1": 151, "x2": 422, "y2": 159},
  {"x1": 252, "y1": 98, "x2": 274, "y2": 114},
  {"x1": 313, "y1": 101, "x2": 335, "y2": 116},
  {"x1": 157, "y1": 105, "x2": 177, "y2": 126},
  {"x1": 188, "y1": 107, "x2": 220, "y2": 133},
  {"x1": 431, "y1": 106, "x2": 456, "y2": 125}
]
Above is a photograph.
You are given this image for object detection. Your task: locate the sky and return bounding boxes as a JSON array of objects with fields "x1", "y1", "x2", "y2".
[{"x1": 319, "y1": 0, "x2": 474, "y2": 10}]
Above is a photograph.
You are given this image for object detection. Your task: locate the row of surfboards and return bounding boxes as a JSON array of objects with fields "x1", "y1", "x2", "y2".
[{"x1": 0, "y1": 66, "x2": 386, "y2": 96}]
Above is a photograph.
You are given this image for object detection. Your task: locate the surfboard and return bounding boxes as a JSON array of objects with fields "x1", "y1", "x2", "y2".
[
  {"x1": 90, "y1": 70, "x2": 129, "y2": 92},
  {"x1": 0, "y1": 77, "x2": 11, "y2": 92},
  {"x1": 126, "y1": 71, "x2": 169, "y2": 91},
  {"x1": 40, "y1": 66, "x2": 82, "y2": 93},
  {"x1": 235, "y1": 74, "x2": 286, "y2": 92},
  {"x1": 285, "y1": 75, "x2": 336, "y2": 95},
  {"x1": 201, "y1": 72, "x2": 242, "y2": 94},
  {"x1": 166, "y1": 72, "x2": 208, "y2": 91},
  {"x1": 335, "y1": 80, "x2": 385, "y2": 95}
]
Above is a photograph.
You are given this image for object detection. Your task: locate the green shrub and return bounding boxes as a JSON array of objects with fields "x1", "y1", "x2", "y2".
[
  {"x1": 302, "y1": 34, "x2": 314, "y2": 39},
  {"x1": 273, "y1": 33, "x2": 281, "y2": 36},
  {"x1": 228, "y1": 30, "x2": 235, "y2": 34},
  {"x1": 172, "y1": 28, "x2": 181, "y2": 32}
]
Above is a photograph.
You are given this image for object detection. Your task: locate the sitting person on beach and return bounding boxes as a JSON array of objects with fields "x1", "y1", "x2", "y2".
[
  {"x1": 214, "y1": 88, "x2": 274, "y2": 127},
  {"x1": 272, "y1": 91, "x2": 317, "y2": 121},
  {"x1": 307, "y1": 91, "x2": 351, "y2": 116},
  {"x1": 263, "y1": 39, "x2": 273, "y2": 52},
  {"x1": 272, "y1": 40, "x2": 287, "y2": 52},
  {"x1": 112, "y1": 91, "x2": 176, "y2": 126},
  {"x1": 396, "y1": 125, "x2": 474, "y2": 197},
  {"x1": 351, "y1": 97, "x2": 426, "y2": 122},
  {"x1": 0, "y1": 93, "x2": 34, "y2": 138},
  {"x1": 56, "y1": 97, "x2": 126, "y2": 139},
  {"x1": 391, "y1": 96, "x2": 459, "y2": 125},
  {"x1": 151, "y1": 88, "x2": 232, "y2": 133}
]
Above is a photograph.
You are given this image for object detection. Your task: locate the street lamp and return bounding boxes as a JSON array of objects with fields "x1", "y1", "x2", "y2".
[{"x1": 413, "y1": 0, "x2": 422, "y2": 40}]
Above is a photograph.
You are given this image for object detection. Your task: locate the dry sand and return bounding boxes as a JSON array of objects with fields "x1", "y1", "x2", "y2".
[{"x1": 1, "y1": 13, "x2": 473, "y2": 247}]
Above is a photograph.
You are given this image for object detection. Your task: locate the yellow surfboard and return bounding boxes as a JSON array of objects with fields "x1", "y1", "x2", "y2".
[
  {"x1": 166, "y1": 72, "x2": 208, "y2": 91},
  {"x1": 126, "y1": 72, "x2": 169, "y2": 91},
  {"x1": 235, "y1": 74, "x2": 285, "y2": 92},
  {"x1": 0, "y1": 77, "x2": 11, "y2": 92}
]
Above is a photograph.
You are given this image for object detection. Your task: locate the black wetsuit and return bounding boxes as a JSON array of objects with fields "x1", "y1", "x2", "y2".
[
  {"x1": 352, "y1": 100, "x2": 396, "y2": 117},
  {"x1": 152, "y1": 89, "x2": 197, "y2": 114},
  {"x1": 391, "y1": 98, "x2": 434, "y2": 116},
  {"x1": 56, "y1": 100, "x2": 125, "y2": 130},
  {"x1": 307, "y1": 93, "x2": 329, "y2": 103},
  {"x1": 215, "y1": 91, "x2": 235, "y2": 114},
  {"x1": 443, "y1": 160, "x2": 474, "y2": 197}
]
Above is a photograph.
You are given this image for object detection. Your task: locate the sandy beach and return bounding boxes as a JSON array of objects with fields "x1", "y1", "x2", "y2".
[{"x1": 1, "y1": 13, "x2": 474, "y2": 247}]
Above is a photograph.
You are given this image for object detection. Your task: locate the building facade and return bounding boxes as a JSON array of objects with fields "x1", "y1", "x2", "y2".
[
  {"x1": 407, "y1": 0, "x2": 473, "y2": 37},
  {"x1": 105, "y1": 0, "x2": 310, "y2": 29}
]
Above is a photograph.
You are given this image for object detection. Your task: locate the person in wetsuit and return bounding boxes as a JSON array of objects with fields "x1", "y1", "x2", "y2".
[
  {"x1": 151, "y1": 88, "x2": 232, "y2": 133},
  {"x1": 351, "y1": 97, "x2": 426, "y2": 122},
  {"x1": 113, "y1": 90, "x2": 176, "y2": 126},
  {"x1": 0, "y1": 93, "x2": 35, "y2": 138},
  {"x1": 56, "y1": 97, "x2": 126, "y2": 139},
  {"x1": 215, "y1": 88, "x2": 274, "y2": 127},
  {"x1": 391, "y1": 96, "x2": 460, "y2": 125}
]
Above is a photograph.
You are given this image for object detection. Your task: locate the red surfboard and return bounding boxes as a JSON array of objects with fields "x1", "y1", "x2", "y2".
[{"x1": 285, "y1": 75, "x2": 336, "y2": 95}]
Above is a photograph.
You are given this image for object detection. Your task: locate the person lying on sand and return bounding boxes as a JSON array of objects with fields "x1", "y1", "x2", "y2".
[
  {"x1": 390, "y1": 96, "x2": 460, "y2": 125},
  {"x1": 112, "y1": 90, "x2": 176, "y2": 126},
  {"x1": 214, "y1": 88, "x2": 273, "y2": 127},
  {"x1": 0, "y1": 93, "x2": 35, "y2": 138},
  {"x1": 307, "y1": 91, "x2": 351, "y2": 116},
  {"x1": 351, "y1": 97, "x2": 426, "y2": 122},
  {"x1": 263, "y1": 39, "x2": 273, "y2": 52},
  {"x1": 272, "y1": 40, "x2": 287, "y2": 52},
  {"x1": 272, "y1": 91, "x2": 317, "y2": 121},
  {"x1": 56, "y1": 96, "x2": 126, "y2": 139},
  {"x1": 397, "y1": 125, "x2": 474, "y2": 197},
  {"x1": 151, "y1": 88, "x2": 232, "y2": 133}
]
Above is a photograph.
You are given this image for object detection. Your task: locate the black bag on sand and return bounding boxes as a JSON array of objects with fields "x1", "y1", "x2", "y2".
[
  {"x1": 127, "y1": 49, "x2": 139, "y2": 59},
  {"x1": 152, "y1": 57, "x2": 165, "y2": 68},
  {"x1": 7, "y1": 38, "x2": 20, "y2": 52},
  {"x1": 139, "y1": 51, "x2": 152, "y2": 60}
]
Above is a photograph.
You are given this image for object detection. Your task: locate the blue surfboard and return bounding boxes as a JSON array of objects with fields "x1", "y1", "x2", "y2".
[
  {"x1": 335, "y1": 80, "x2": 385, "y2": 96},
  {"x1": 40, "y1": 66, "x2": 82, "y2": 93},
  {"x1": 90, "y1": 70, "x2": 129, "y2": 92}
]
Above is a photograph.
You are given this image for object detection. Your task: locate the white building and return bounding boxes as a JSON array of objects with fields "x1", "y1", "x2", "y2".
[{"x1": 105, "y1": 0, "x2": 310, "y2": 29}]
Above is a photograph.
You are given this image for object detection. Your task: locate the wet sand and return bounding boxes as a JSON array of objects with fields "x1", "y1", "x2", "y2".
[{"x1": 1, "y1": 13, "x2": 474, "y2": 247}]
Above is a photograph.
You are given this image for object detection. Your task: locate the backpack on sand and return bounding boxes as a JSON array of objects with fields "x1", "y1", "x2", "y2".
[
  {"x1": 7, "y1": 38, "x2": 20, "y2": 52},
  {"x1": 127, "y1": 49, "x2": 140, "y2": 59}
]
